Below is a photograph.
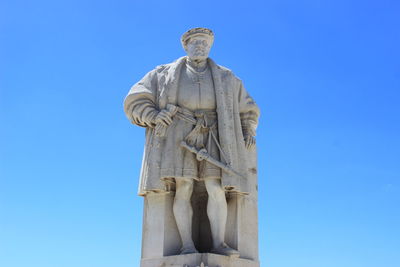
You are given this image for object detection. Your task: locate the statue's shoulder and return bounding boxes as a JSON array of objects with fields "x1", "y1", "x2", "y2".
[
  {"x1": 214, "y1": 63, "x2": 232, "y2": 73},
  {"x1": 144, "y1": 63, "x2": 171, "y2": 78},
  {"x1": 154, "y1": 64, "x2": 169, "y2": 73},
  {"x1": 154, "y1": 62, "x2": 173, "y2": 71},
  {"x1": 154, "y1": 57, "x2": 186, "y2": 74},
  {"x1": 214, "y1": 63, "x2": 242, "y2": 83}
]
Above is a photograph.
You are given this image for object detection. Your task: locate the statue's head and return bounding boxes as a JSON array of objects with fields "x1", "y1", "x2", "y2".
[{"x1": 181, "y1": 28, "x2": 214, "y2": 61}]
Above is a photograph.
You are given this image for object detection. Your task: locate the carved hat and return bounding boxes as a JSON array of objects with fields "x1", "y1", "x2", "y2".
[{"x1": 181, "y1": 27, "x2": 214, "y2": 49}]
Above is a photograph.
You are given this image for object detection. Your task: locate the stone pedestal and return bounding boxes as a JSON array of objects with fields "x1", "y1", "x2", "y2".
[
  {"x1": 140, "y1": 150, "x2": 259, "y2": 267},
  {"x1": 141, "y1": 253, "x2": 259, "y2": 267},
  {"x1": 141, "y1": 192, "x2": 181, "y2": 258},
  {"x1": 225, "y1": 149, "x2": 259, "y2": 261}
]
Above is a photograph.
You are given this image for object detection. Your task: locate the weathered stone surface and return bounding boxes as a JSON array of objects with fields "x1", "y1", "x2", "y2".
[{"x1": 124, "y1": 27, "x2": 261, "y2": 266}]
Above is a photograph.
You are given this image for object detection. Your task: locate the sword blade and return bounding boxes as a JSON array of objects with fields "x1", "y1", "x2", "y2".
[{"x1": 180, "y1": 141, "x2": 245, "y2": 179}]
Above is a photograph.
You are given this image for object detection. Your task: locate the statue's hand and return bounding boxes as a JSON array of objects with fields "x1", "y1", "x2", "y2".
[
  {"x1": 155, "y1": 109, "x2": 173, "y2": 126},
  {"x1": 244, "y1": 135, "x2": 256, "y2": 151}
]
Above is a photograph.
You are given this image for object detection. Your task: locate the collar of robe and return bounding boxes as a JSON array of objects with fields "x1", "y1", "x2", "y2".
[{"x1": 186, "y1": 58, "x2": 208, "y2": 74}]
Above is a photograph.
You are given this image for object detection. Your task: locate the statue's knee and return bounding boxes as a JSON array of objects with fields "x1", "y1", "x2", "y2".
[
  {"x1": 207, "y1": 185, "x2": 225, "y2": 201},
  {"x1": 175, "y1": 180, "x2": 193, "y2": 200}
]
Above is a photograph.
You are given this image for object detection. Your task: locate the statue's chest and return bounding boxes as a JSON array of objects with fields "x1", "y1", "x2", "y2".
[{"x1": 177, "y1": 65, "x2": 216, "y2": 110}]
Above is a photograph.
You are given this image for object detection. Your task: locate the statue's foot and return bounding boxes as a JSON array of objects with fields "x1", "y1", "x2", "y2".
[
  {"x1": 211, "y1": 243, "x2": 240, "y2": 257},
  {"x1": 180, "y1": 245, "x2": 199, "y2": 255}
]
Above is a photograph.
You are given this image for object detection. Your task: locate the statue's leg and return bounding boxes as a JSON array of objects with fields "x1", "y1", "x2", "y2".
[
  {"x1": 173, "y1": 178, "x2": 198, "y2": 254},
  {"x1": 204, "y1": 178, "x2": 227, "y2": 248},
  {"x1": 205, "y1": 178, "x2": 240, "y2": 257}
]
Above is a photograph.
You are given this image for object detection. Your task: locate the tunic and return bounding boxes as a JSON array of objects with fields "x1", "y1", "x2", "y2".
[{"x1": 160, "y1": 63, "x2": 221, "y2": 180}]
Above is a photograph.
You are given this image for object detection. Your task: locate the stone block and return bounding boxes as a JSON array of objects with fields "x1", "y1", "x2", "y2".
[{"x1": 141, "y1": 253, "x2": 260, "y2": 267}]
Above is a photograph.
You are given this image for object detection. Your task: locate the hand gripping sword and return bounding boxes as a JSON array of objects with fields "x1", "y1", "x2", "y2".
[{"x1": 180, "y1": 141, "x2": 245, "y2": 179}]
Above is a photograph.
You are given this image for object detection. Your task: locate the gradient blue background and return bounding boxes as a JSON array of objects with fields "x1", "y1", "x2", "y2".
[{"x1": 1, "y1": 1, "x2": 399, "y2": 266}]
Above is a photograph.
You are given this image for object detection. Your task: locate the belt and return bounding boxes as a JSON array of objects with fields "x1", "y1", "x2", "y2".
[
  {"x1": 156, "y1": 104, "x2": 228, "y2": 165},
  {"x1": 175, "y1": 107, "x2": 217, "y2": 125}
]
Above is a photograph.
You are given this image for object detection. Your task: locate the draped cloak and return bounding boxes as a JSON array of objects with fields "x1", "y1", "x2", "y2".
[{"x1": 124, "y1": 57, "x2": 260, "y2": 196}]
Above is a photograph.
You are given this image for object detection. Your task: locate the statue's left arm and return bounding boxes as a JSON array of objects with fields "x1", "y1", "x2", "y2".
[{"x1": 237, "y1": 81, "x2": 260, "y2": 150}]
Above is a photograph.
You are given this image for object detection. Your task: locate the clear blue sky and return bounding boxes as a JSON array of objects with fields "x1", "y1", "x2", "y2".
[{"x1": 1, "y1": 0, "x2": 399, "y2": 266}]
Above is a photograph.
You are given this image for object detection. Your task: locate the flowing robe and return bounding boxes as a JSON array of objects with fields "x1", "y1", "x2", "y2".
[{"x1": 124, "y1": 57, "x2": 260, "y2": 195}]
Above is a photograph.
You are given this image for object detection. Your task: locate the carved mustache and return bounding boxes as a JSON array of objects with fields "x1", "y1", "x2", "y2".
[{"x1": 194, "y1": 48, "x2": 206, "y2": 54}]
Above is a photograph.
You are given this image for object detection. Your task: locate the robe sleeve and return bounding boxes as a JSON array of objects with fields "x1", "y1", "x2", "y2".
[
  {"x1": 123, "y1": 69, "x2": 160, "y2": 128},
  {"x1": 238, "y1": 81, "x2": 260, "y2": 137}
]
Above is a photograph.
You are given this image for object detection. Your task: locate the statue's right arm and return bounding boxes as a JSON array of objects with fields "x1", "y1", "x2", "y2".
[{"x1": 123, "y1": 70, "x2": 159, "y2": 128}]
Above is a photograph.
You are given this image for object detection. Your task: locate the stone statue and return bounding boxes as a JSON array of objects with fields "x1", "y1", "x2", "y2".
[{"x1": 124, "y1": 28, "x2": 260, "y2": 267}]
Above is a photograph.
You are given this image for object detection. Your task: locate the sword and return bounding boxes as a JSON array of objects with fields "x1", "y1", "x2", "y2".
[{"x1": 180, "y1": 141, "x2": 245, "y2": 179}]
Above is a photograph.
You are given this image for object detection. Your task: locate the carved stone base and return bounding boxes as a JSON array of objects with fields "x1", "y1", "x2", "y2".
[
  {"x1": 140, "y1": 150, "x2": 259, "y2": 266},
  {"x1": 141, "y1": 253, "x2": 259, "y2": 267}
]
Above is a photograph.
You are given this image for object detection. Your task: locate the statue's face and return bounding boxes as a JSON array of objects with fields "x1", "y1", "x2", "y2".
[{"x1": 184, "y1": 35, "x2": 212, "y2": 61}]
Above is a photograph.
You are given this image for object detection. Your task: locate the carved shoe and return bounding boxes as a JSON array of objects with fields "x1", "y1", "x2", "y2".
[
  {"x1": 180, "y1": 245, "x2": 199, "y2": 255},
  {"x1": 211, "y1": 243, "x2": 240, "y2": 257}
]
